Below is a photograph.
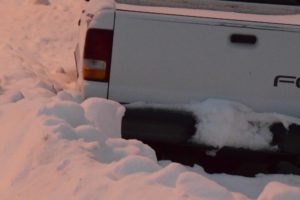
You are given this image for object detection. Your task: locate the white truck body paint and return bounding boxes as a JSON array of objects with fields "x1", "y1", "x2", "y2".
[{"x1": 77, "y1": 1, "x2": 300, "y2": 116}]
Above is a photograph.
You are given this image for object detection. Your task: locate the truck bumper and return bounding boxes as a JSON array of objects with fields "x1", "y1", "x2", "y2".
[{"x1": 122, "y1": 106, "x2": 300, "y2": 176}]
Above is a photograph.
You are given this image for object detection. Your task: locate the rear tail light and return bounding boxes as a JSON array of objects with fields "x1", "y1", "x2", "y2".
[{"x1": 83, "y1": 28, "x2": 113, "y2": 82}]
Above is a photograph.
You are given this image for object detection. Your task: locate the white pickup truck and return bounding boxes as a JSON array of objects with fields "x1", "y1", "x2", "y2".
[
  {"x1": 75, "y1": 0, "x2": 300, "y2": 176},
  {"x1": 75, "y1": 0, "x2": 300, "y2": 117}
]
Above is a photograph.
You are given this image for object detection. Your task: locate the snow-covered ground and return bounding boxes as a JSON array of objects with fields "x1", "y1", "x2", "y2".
[{"x1": 0, "y1": 0, "x2": 300, "y2": 199}]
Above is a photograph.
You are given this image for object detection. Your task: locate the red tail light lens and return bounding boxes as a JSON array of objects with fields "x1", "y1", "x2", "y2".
[{"x1": 83, "y1": 28, "x2": 113, "y2": 82}]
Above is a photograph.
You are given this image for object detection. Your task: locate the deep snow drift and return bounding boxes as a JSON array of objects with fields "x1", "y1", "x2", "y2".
[{"x1": 0, "y1": 0, "x2": 300, "y2": 199}]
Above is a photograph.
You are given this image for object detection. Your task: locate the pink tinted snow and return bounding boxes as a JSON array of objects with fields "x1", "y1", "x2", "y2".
[{"x1": 0, "y1": 0, "x2": 299, "y2": 199}]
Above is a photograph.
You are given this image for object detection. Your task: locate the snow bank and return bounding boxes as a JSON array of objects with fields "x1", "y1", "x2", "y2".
[
  {"x1": 189, "y1": 99, "x2": 300, "y2": 150},
  {"x1": 1, "y1": 97, "x2": 251, "y2": 200},
  {"x1": 176, "y1": 172, "x2": 235, "y2": 200},
  {"x1": 27, "y1": 0, "x2": 50, "y2": 5},
  {"x1": 39, "y1": 101, "x2": 87, "y2": 127},
  {"x1": 81, "y1": 98, "x2": 125, "y2": 138},
  {"x1": 258, "y1": 182, "x2": 300, "y2": 200},
  {"x1": 0, "y1": 97, "x2": 158, "y2": 199},
  {"x1": 86, "y1": 0, "x2": 116, "y2": 13}
]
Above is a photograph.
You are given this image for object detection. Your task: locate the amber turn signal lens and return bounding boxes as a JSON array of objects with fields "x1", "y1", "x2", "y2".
[{"x1": 83, "y1": 68, "x2": 107, "y2": 81}]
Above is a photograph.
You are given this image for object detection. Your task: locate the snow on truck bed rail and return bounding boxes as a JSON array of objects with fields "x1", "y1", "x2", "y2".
[{"x1": 0, "y1": 0, "x2": 300, "y2": 199}]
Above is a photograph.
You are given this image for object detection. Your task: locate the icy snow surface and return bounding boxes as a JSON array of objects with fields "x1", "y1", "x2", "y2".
[{"x1": 0, "y1": 0, "x2": 299, "y2": 199}]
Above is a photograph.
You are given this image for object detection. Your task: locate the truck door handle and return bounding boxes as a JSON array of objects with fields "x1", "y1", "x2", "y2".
[{"x1": 230, "y1": 34, "x2": 257, "y2": 45}]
